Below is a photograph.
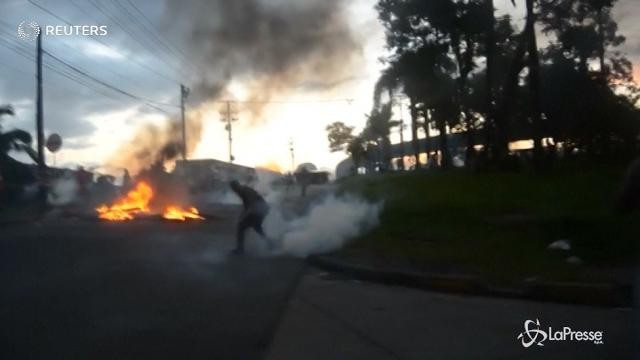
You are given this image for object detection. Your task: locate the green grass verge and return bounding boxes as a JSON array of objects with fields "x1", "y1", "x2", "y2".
[{"x1": 338, "y1": 164, "x2": 639, "y2": 285}]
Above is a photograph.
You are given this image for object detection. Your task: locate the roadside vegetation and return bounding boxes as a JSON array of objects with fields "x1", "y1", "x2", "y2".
[{"x1": 339, "y1": 162, "x2": 638, "y2": 285}]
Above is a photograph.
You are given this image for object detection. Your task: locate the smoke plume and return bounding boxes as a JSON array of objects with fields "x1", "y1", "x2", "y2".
[
  {"x1": 105, "y1": 107, "x2": 205, "y2": 175},
  {"x1": 164, "y1": 0, "x2": 363, "y2": 113},
  {"x1": 107, "y1": 0, "x2": 362, "y2": 172}
]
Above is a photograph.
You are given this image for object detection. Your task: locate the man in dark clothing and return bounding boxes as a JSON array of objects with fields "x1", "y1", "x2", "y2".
[{"x1": 230, "y1": 180, "x2": 270, "y2": 254}]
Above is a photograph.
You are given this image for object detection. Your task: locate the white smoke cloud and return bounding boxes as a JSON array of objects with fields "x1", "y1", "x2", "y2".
[
  {"x1": 48, "y1": 175, "x2": 78, "y2": 206},
  {"x1": 202, "y1": 173, "x2": 382, "y2": 257},
  {"x1": 204, "y1": 189, "x2": 242, "y2": 205},
  {"x1": 263, "y1": 195, "x2": 382, "y2": 257}
]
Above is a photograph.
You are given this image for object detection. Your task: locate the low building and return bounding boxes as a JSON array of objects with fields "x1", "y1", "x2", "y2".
[{"x1": 174, "y1": 159, "x2": 281, "y2": 191}]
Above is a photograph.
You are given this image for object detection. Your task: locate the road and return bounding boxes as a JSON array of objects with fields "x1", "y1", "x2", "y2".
[
  {"x1": 0, "y1": 207, "x2": 303, "y2": 360},
  {"x1": 267, "y1": 270, "x2": 635, "y2": 360},
  {"x1": 0, "y1": 204, "x2": 635, "y2": 359}
]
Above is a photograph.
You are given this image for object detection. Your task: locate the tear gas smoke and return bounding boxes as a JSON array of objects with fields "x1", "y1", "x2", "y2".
[
  {"x1": 48, "y1": 175, "x2": 78, "y2": 206},
  {"x1": 263, "y1": 195, "x2": 382, "y2": 257},
  {"x1": 206, "y1": 174, "x2": 381, "y2": 257}
]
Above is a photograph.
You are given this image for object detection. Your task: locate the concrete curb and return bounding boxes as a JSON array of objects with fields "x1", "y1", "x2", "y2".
[{"x1": 307, "y1": 255, "x2": 633, "y2": 308}]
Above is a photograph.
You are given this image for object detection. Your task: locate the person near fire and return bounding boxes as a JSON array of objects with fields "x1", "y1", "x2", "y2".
[
  {"x1": 75, "y1": 166, "x2": 92, "y2": 200},
  {"x1": 122, "y1": 169, "x2": 132, "y2": 194},
  {"x1": 229, "y1": 180, "x2": 271, "y2": 254}
]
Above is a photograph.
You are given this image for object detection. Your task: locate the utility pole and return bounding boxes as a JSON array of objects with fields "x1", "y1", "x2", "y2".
[
  {"x1": 226, "y1": 101, "x2": 232, "y2": 163},
  {"x1": 180, "y1": 84, "x2": 189, "y2": 160},
  {"x1": 219, "y1": 101, "x2": 237, "y2": 163},
  {"x1": 36, "y1": 30, "x2": 46, "y2": 210},
  {"x1": 289, "y1": 138, "x2": 295, "y2": 173}
]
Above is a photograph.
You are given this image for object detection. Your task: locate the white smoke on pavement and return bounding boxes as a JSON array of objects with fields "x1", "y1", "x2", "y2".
[
  {"x1": 205, "y1": 189, "x2": 242, "y2": 204},
  {"x1": 263, "y1": 195, "x2": 382, "y2": 257},
  {"x1": 253, "y1": 169, "x2": 285, "y2": 204},
  {"x1": 48, "y1": 176, "x2": 78, "y2": 206},
  {"x1": 202, "y1": 171, "x2": 382, "y2": 257}
]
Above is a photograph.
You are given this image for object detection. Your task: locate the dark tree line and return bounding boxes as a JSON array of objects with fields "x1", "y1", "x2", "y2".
[{"x1": 328, "y1": 0, "x2": 640, "y2": 172}]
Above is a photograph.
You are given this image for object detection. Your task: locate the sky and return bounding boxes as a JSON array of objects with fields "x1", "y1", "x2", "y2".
[{"x1": 0, "y1": 0, "x2": 638, "y2": 175}]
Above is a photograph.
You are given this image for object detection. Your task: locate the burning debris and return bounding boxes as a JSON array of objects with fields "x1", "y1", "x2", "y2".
[
  {"x1": 163, "y1": 206, "x2": 204, "y2": 221},
  {"x1": 96, "y1": 180, "x2": 203, "y2": 221},
  {"x1": 96, "y1": 181, "x2": 152, "y2": 221}
]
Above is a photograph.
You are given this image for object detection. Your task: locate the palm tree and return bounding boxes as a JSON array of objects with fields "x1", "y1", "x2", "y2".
[
  {"x1": 365, "y1": 103, "x2": 398, "y2": 172},
  {"x1": 0, "y1": 105, "x2": 14, "y2": 117},
  {"x1": 0, "y1": 104, "x2": 34, "y2": 160}
]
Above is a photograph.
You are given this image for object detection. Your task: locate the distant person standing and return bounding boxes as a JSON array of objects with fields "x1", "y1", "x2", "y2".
[
  {"x1": 75, "y1": 166, "x2": 92, "y2": 200},
  {"x1": 296, "y1": 167, "x2": 310, "y2": 197},
  {"x1": 122, "y1": 169, "x2": 132, "y2": 193},
  {"x1": 229, "y1": 180, "x2": 271, "y2": 254}
]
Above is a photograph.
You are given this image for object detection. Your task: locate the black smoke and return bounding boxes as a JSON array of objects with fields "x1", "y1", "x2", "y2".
[{"x1": 162, "y1": 0, "x2": 363, "y2": 109}]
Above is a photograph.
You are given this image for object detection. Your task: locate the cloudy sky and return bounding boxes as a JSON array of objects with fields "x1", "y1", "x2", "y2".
[{"x1": 0, "y1": 0, "x2": 638, "y2": 175}]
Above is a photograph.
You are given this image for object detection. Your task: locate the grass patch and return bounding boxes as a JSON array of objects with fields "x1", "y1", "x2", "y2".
[{"x1": 338, "y1": 164, "x2": 638, "y2": 285}]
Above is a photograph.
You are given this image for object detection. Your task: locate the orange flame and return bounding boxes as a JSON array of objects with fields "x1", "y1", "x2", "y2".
[
  {"x1": 97, "y1": 181, "x2": 153, "y2": 221},
  {"x1": 96, "y1": 181, "x2": 203, "y2": 221},
  {"x1": 163, "y1": 206, "x2": 204, "y2": 221}
]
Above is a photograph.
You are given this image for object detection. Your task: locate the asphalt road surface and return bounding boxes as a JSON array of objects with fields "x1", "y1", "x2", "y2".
[
  {"x1": 0, "y1": 202, "x2": 635, "y2": 359},
  {"x1": 267, "y1": 270, "x2": 635, "y2": 360},
  {"x1": 0, "y1": 207, "x2": 304, "y2": 360}
]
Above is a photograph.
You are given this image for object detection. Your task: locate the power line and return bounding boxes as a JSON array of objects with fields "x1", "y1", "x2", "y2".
[
  {"x1": 26, "y1": 0, "x2": 181, "y2": 84},
  {"x1": 214, "y1": 98, "x2": 356, "y2": 105},
  {"x1": 0, "y1": 40, "x2": 358, "y2": 108},
  {"x1": 122, "y1": 0, "x2": 199, "y2": 72},
  {"x1": 0, "y1": 38, "x2": 35, "y2": 63},
  {"x1": 1, "y1": 20, "x2": 164, "y2": 99},
  {"x1": 0, "y1": 32, "x2": 172, "y2": 111},
  {"x1": 84, "y1": 0, "x2": 188, "y2": 78},
  {"x1": 0, "y1": 39, "x2": 159, "y2": 109},
  {"x1": 69, "y1": 0, "x2": 189, "y2": 82},
  {"x1": 44, "y1": 49, "x2": 177, "y2": 113},
  {"x1": 0, "y1": 58, "x2": 34, "y2": 77},
  {"x1": 0, "y1": 35, "x2": 177, "y2": 116},
  {"x1": 111, "y1": 0, "x2": 198, "y2": 74}
]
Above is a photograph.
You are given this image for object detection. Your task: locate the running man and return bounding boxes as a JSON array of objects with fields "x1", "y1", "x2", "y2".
[{"x1": 229, "y1": 180, "x2": 271, "y2": 254}]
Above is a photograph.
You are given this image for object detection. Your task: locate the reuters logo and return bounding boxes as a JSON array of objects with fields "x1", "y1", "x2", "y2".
[{"x1": 17, "y1": 20, "x2": 40, "y2": 41}]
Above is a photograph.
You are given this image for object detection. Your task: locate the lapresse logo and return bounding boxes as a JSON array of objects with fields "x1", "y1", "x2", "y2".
[
  {"x1": 17, "y1": 20, "x2": 108, "y2": 41},
  {"x1": 517, "y1": 319, "x2": 604, "y2": 348}
]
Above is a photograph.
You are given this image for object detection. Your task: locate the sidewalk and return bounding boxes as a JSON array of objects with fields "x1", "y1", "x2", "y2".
[{"x1": 265, "y1": 269, "x2": 634, "y2": 360}]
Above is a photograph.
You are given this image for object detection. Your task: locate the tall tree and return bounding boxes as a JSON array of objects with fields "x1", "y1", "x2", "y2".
[
  {"x1": 525, "y1": 0, "x2": 544, "y2": 165},
  {"x1": 365, "y1": 103, "x2": 397, "y2": 171},
  {"x1": 326, "y1": 122, "x2": 355, "y2": 153}
]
